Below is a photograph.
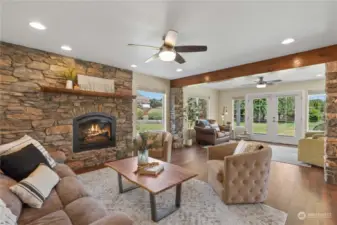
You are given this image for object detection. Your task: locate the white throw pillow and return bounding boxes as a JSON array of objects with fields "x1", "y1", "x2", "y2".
[
  {"x1": 210, "y1": 123, "x2": 220, "y2": 131},
  {"x1": 233, "y1": 140, "x2": 247, "y2": 155},
  {"x1": 10, "y1": 164, "x2": 60, "y2": 209},
  {"x1": 0, "y1": 135, "x2": 56, "y2": 167},
  {"x1": 0, "y1": 199, "x2": 17, "y2": 225}
]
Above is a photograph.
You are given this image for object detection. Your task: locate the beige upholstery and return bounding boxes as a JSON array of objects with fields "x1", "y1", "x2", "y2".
[
  {"x1": 0, "y1": 162, "x2": 133, "y2": 225},
  {"x1": 298, "y1": 132, "x2": 324, "y2": 167},
  {"x1": 207, "y1": 142, "x2": 272, "y2": 204},
  {"x1": 137, "y1": 131, "x2": 172, "y2": 162}
]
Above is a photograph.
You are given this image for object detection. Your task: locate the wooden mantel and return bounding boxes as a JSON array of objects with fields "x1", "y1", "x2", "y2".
[
  {"x1": 170, "y1": 44, "x2": 337, "y2": 88},
  {"x1": 40, "y1": 86, "x2": 136, "y2": 99}
]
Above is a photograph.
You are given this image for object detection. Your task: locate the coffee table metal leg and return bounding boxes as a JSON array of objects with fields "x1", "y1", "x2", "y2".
[
  {"x1": 150, "y1": 183, "x2": 182, "y2": 222},
  {"x1": 117, "y1": 173, "x2": 139, "y2": 194}
]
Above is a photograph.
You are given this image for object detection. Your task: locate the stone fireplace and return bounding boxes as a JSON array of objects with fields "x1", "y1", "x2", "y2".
[
  {"x1": 0, "y1": 42, "x2": 133, "y2": 170},
  {"x1": 73, "y1": 112, "x2": 116, "y2": 152}
]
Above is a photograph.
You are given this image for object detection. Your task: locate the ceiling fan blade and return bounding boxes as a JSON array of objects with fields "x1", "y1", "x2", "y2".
[
  {"x1": 145, "y1": 53, "x2": 159, "y2": 63},
  {"x1": 175, "y1": 53, "x2": 186, "y2": 64},
  {"x1": 128, "y1": 44, "x2": 160, "y2": 50},
  {"x1": 164, "y1": 30, "x2": 178, "y2": 47},
  {"x1": 266, "y1": 79, "x2": 282, "y2": 83},
  {"x1": 175, "y1": 45, "x2": 207, "y2": 52}
]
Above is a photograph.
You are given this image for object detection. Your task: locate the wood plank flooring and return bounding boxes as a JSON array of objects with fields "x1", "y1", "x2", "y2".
[{"x1": 77, "y1": 145, "x2": 337, "y2": 225}]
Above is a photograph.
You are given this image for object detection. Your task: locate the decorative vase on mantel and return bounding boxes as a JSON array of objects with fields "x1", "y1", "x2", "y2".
[
  {"x1": 66, "y1": 80, "x2": 73, "y2": 89},
  {"x1": 137, "y1": 149, "x2": 149, "y2": 166}
]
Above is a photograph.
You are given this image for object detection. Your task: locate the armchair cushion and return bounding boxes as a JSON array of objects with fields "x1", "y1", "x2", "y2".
[{"x1": 149, "y1": 148, "x2": 164, "y2": 159}]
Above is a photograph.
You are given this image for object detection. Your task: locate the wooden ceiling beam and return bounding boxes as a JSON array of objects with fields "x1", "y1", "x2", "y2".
[{"x1": 170, "y1": 44, "x2": 337, "y2": 88}]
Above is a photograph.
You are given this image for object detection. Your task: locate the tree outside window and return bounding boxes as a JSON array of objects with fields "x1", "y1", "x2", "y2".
[{"x1": 308, "y1": 94, "x2": 326, "y2": 131}]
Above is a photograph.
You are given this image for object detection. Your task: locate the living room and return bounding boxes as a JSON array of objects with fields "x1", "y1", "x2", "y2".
[{"x1": 1, "y1": 1, "x2": 337, "y2": 225}]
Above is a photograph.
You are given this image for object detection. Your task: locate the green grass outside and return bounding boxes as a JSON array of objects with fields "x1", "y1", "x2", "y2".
[
  {"x1": 237, "y1": 121, "x2": 323, "y2": 136},
  {"x1": 136, "y1": 123, "x2": 164, "y2": 133}
]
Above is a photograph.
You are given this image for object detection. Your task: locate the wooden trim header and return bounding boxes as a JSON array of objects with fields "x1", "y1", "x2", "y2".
[{"x1": 170, "y1": 44, "x2": 337, "y2": 88}]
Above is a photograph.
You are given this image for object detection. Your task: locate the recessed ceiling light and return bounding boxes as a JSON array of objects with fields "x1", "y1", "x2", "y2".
[
  {"x1": 316, "y1": 74, "x2": 323, "y2": 77},
  {"x1": 29, "y1": 22, "x2": 46, "y2": 30},
  {"x1": 176, "y1": 68, "x2": 183, "y2": 72},
  {"x1": 131, "y1": 64, "x2": 137, "y2": 68},
  {"x1": 61, "y1": 45, "x2": 72, "y2": 51},
  {"x1": 282, "y1": 38, "x2": 295, "y2": 45}
]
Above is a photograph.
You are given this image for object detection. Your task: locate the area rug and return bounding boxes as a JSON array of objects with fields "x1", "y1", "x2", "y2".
[
  {"x1": 79, "y1": 168, "x2": 287, "y2": 225},
  {"x1": 269, "y1": 144, "x2": 311, "y2": 167}
]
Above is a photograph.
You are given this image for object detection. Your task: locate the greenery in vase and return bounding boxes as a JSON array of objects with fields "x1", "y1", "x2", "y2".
[
  {"x1": 62, "y1": 68, "x2": 77, "y2": 82},
  {"x1": 183, "y1": 98, "x2": 200, "y2": 139},
  {"x1": 127, "y1": 132, "x2": 162, "y2": 154}
]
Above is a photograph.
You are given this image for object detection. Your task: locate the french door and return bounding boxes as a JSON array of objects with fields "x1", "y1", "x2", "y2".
[{"x1": 246, "y1": 91, "x2": 304, "y2": 145}]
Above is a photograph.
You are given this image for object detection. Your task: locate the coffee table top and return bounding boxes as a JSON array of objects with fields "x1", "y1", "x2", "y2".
[{"x1": 105, "y1": 157, "x2": 198, "y2": 194}]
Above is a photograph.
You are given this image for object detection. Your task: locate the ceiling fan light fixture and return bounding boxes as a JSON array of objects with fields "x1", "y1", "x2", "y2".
[
  {"x1": 256, "y1": 83, "x2": 267, "y2": 88},
  {"x1": 159, "y1": 50, "x2": 176, "y2": 62}
]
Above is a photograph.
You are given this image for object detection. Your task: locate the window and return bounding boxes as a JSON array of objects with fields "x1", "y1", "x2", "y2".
[
  {"x1": 308, "y1": 94, "x2": 326, "y2": 131},
  {"x1": 252, "y1": 98, "x2": 267, "y2": 134},
  {"x1": 136, "y1": 90, "x2": 165, "y2": 133},
  {"x1": 233, "y1": 99, "x2": 245, "y2": 127}
]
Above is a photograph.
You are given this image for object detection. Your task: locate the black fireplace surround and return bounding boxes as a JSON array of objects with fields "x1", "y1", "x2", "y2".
[{"x1": 73, "y1": 112, "x2": 116, "y2": 152}]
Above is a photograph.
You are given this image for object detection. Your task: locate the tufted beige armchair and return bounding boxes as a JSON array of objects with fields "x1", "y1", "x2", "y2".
[{"x1": 207, "y1": 142, "x2": 272, "y2": 204}]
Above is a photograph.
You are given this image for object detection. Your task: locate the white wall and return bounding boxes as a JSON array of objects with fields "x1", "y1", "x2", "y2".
[
  {"x1": 218, "y1": 79, "x2": 325, "y2": 128},
  {"x1": 132, "y1": 72, "x2": 170, "y2": 135}
]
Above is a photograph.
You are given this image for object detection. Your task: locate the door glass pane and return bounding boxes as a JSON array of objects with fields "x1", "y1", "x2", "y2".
[
  {"x1": 277, "y1": 96, "x2": 295, "y2": 136},
  {"x1": 308, "y1": 94, "x2": 326, "y2": 131},
  {"x1": 253, "y1": 98, "x2": 267, "y2": 134},
  {"x1": 233, "y1": 99, "x2": 245, "y2": 127}
]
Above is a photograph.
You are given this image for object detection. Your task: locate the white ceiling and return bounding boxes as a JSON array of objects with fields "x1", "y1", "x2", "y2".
[
  {"x1": 1, "y1": 1, "x2": 337, "y2": 80},
  {"x1": 199, "y1": 64, "x2": 325, "y2": 90}
]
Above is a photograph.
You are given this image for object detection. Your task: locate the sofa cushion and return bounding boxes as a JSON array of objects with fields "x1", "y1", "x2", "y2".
[
  {"x1": 65, "y1": 197, "x2": 107, "y2": 225},
  {"x1": 26, "y1": 210, "x2": 72, "y2": 225},
  {"x1": 217, "y1": 131, "x2": 226, "y2": 138},
  {"x1": 89, "y1": 213, "x2": 133, "y2": 225},
  {"x1": 0, "y1": 144, "x2": 51, "y2": 182},
  {"x1": 18, "y1": 189, "x2": 63, "y2": 225},
  {"x1": 10, "y1": 164, "x2": 60, "y2": 209},
  {"x1": 53, "y1": 164, "x2": 76, "y2": 179},
  {"x1": 210, "y1": 123, "x2": 220, "y2": 131},
  {"x1": 0, "y1": 174, "x2": 22, "y2": 219},
  {"x1": 55, "y1": 176, "x2": 90, "y2": 206}
]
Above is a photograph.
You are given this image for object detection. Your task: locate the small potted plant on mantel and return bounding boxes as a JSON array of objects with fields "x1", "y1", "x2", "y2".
[
  {"x1": 62, "y1": 68, "x2": 77, "y2": 89},
  {"x1": 183, "y1": 99, "x2": 200, "y2": 147}
]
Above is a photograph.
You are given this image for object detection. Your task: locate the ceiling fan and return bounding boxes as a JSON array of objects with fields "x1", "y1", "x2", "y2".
[
  {"x1": 241, "y1": 76, "x2": 282, "y2": 88},
  {"x1": 128, "y1": 30, "x2": 207, "y2": 64}
]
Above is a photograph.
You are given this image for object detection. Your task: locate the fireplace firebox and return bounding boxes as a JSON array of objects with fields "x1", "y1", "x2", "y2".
[{"x1": 73, "y1": 112, "x2": 116, "y2": 152}]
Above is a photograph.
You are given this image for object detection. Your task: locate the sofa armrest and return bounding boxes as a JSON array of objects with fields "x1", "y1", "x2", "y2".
[
  {"x1": 163, "y1": 132, "x2": 173, "y2": 162},
  {"x1": 89, "y1": 213, "x2": 133, "y2": 225},
  {"x1": 222, "y1": 148, "x2": 272, "y2": 203},
  {"x1": 207, "y1": 142, "x2": 238, "y2": 160},
  {"x1": 49, "y1": 151, "x2": 66, "y2": 164}
]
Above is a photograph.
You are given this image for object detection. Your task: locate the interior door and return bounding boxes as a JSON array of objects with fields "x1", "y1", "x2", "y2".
[{"x1": 246, "y1": 91, "x2": 304, "y2": 145}]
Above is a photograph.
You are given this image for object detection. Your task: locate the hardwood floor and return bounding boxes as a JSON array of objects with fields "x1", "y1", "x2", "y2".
[
  {"x1": 77, "y1": 145, "x2": 337, "y2": 225},
  {"x1": 170, "y1": 145, "x2": 337, "y2": 225}
]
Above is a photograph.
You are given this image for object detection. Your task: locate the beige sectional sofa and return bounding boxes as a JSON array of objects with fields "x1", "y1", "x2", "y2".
[{"x1": 0, "y1": 160, "x2": 133, "y2": 225}]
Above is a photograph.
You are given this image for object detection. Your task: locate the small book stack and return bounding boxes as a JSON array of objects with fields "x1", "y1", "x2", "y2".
[{"x1": 139, "y1": 164, "x2": 164, "y2": 177}]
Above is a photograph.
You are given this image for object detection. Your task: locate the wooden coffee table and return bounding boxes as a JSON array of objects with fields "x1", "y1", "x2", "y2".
[{"x1": 105, "y1": 157, "x2": 197, "y2": 222}]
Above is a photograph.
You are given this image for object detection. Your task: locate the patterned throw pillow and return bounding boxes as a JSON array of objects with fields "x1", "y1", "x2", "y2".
[
  {"x1": 10, "y1": 164, "x2": 60, "y2": 208},
  {"x1": 0, "y1": 135, "x2": 56, "y2": 168}
]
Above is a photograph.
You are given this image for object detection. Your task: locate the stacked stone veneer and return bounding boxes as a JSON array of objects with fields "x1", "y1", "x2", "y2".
[
  {"x1": 325, "y1": 61, "x2": 337, "y2": 184},
  {"x1": 170, "y1": 87, "x2": 184, "y2": 148},
  {"x1": 0, "y1": 42, "x2": 133, "y2": 170}
]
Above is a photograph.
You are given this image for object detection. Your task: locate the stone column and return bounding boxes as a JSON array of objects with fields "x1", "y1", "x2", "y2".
[
  {"x1": 170, "y1": 88, "x2": 184, "y2": 149},
  {"x1": 325, "y1": 61, "x2": 337, "y2": 184}
]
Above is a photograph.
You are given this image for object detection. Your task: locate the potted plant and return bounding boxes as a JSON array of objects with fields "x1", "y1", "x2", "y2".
[
  {"x1": 62, "y1": 68, "x2": 77, "y2": 89},
  {"x1": 183, "y1": 98, "x2": 200, "y2": 146},
  {"x1": 127, "y1": 132, "x2": 161, "y2": 166}
]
